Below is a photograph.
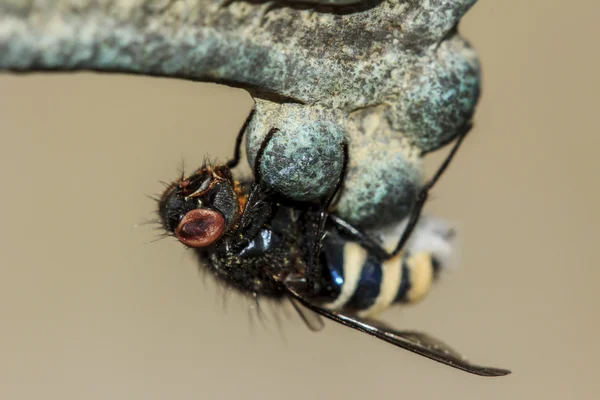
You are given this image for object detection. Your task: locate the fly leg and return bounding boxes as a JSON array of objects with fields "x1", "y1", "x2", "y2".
[
  {"x1": 329, "y1": 123, "x2": 472, "y2": 260},
  {"x1": 386, "y1": 123, "x2": 471, "y2": 258},
  {"x1": 226, "y1": 108, "x2": 256, "y2": 169},
  {"x1": 232, "y1": 127, "x2": 279, "y2": 249},
  {"x1": 304, "y1": 140, "x2": 349, "y2": 294}
]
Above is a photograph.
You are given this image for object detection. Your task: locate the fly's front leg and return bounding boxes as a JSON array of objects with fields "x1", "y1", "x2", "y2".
[
  {"x1": 226, "y1": 108, "x2": 256, "y2": 169},
  {"x1": 233, "y1": 127, "x2": 279, "y2": 249},
  {"x1": 304, "y1": 140, "x2": 349, "y2": 294},
  {"x1": 386, "y1": 123, "x2": 471, "y2": 259},
  {"x1": 329, "y1": 123, "x2": 472, "y2": 261}
]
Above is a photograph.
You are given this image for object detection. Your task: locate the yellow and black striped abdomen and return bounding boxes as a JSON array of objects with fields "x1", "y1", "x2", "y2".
[{"x1": 319, "y1": 239, "x2": 441, "y2": 319}]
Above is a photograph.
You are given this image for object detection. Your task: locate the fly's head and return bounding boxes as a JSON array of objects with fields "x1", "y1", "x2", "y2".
[{"x1": 158, "y1": 164, "x2": 243, "y2": 248}]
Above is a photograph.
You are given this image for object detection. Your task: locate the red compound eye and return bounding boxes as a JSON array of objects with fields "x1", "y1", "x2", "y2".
[{"x1": 175, "y1": 209, "x2": 225, "y2": 248}]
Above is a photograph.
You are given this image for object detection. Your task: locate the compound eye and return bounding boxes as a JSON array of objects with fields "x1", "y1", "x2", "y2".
[{"x1": 175, "y1": 208, "x2": 225, "y2": 248}]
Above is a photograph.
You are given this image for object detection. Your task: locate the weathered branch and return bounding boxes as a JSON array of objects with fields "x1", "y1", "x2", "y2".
[{"x1": 0, "y1": 0, "x2": 480, "y2": 228}]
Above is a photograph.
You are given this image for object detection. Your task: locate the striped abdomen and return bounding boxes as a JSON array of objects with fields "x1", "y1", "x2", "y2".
[{"x1": 317, "y1": 217, "x2": 454, "y2": 318}]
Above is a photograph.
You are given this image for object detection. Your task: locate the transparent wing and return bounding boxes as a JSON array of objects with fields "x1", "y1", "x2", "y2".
[
  {"x1": 285, "y1": 289, "x2": 510, "y2": 377},
  {"x1": 289, "y1": 296, "x2": 325, "y2": 332}
]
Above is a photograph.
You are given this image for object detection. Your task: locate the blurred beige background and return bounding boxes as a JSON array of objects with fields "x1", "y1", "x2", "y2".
[{"x1": 0, "y1": 1, "x2": 598, "y2": 399}]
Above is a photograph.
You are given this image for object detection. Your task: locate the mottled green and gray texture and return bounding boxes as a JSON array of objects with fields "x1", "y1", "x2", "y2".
[
  {"x1": 0, "y1": 0, "x2": 480, "y2": 228},
  {"x1": 338, "y1": 104, "x2": 424, "y2": 228},
  {"x1": 246, "y1": 100, "x2": 346, "y2": 201}
]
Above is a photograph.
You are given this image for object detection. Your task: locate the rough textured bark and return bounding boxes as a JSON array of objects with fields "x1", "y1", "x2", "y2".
[{"x1": 0, "y1": 0, "x2": 480, "y2": 228}]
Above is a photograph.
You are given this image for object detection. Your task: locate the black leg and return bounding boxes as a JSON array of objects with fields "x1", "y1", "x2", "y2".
[
  {"x1": 234, "y1": 127, "x2": 280, "y2": 238},
  {"x1": 226, "y1": 108, "x2": 256, "y2": 169},
  {"x1": 328, "y1": 214, "x2": 390, "y2": 259},
  {"x1": 252, "y1": 127, "x2": 279, "y2": 186},
  {"x1": 321, "y1": 140, "x2": 349, "y2": 212},
  {"x1": 327, "y1": 123, "x2": 472, "y2": 261},
  {"x1": 387, "y1": 122, "x2": 472, "y2": 258},
  {"x1": 306, "y1": 140, "x2": 349, "y2": 292}
]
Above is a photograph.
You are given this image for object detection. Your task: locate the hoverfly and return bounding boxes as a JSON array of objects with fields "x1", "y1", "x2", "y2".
[{"x1": 157, "y1": 110, "x2": 510, "y2": 377}]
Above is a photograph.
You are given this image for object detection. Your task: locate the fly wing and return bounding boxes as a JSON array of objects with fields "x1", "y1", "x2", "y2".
[
  {"x1": 285, "y1": 288, "x2": 510, "y2": 377},
  {"x1": 289, "y1": 296, "x2": 325, "y2": 332}
]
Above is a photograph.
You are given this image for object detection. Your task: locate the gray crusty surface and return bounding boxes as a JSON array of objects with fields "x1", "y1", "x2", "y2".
[{"x1": 0, "y1": 0, "x2": 480, "y2": 228}]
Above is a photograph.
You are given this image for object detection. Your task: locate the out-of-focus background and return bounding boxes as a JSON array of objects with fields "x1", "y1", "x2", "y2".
[{"x1": 0, "y1": 1, "x2": 598, "y2": 398}]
